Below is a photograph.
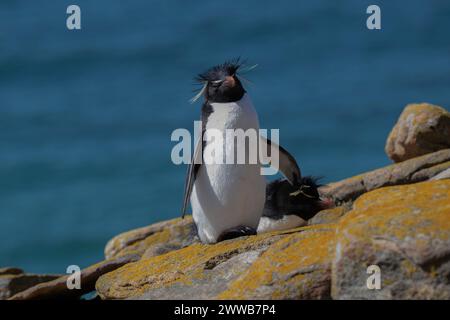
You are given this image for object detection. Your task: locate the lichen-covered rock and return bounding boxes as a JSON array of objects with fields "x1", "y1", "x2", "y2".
[
  {"x1": 308, "y1": 205, "x2": 351, "y2": 226},
  {"x1": 0, "y1": 271, "x2": 60, "y2": 300},
  {"x1": 96, "y1": 225, "x2": 335, "y2": 300},
  {"x1": 219, "y1": 227, "x2": 335, "y2": 299},
  {"x1": 104, "y1": 216, "x2": 198, "y2": 260},
  {"x1": 386, "y1": 103, "x2": 450, "y2": 162},
  {"x1": 96, "y1": 178, "x2": 450, "y2": 300},
  {"x1": 320, "y1": 149, "x2": 450, "y2": 203},
  {"x1": 332, "y1": 180, "x2": 450, "y2": 299}
]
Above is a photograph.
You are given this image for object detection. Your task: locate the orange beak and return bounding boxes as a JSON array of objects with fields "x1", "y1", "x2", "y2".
[{"x1": 223, "y1": 75, "x2": 236, "y2": 88}]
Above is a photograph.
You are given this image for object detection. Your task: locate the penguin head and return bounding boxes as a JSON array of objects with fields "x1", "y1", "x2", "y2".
[
  {"x1": 286, "y1": 177, "x2": 324, "y2": 219},
  {"x1": 191, "y1": 58, "x2": 248, "y2": 103},
  {"x1": 266, "y1": 177, "x2": 334, "y2": 221}
]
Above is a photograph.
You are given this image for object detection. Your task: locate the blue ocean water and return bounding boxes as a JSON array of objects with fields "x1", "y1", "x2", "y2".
[{"x1": 1, "y1": 1, "x2": 449, "y2": 273}]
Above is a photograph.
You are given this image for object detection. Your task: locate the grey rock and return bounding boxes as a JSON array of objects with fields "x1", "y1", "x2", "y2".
[
  {"x1": 0, "y1": 267, "x2": 23, "y2": 276},
  {"x1": 9, "y1": 254, "x2": 140, "y2": 300},
  {"x1": 320, "y1": 149, "x2": 450, "y2": 203},
  {"x1": 0, "y1": 272, "x2": 60, "y2": 300}
]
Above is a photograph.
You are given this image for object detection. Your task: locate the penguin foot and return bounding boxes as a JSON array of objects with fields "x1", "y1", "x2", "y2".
[{"x1": 217, "y1": 226, "x2": 257, "y2": 242}]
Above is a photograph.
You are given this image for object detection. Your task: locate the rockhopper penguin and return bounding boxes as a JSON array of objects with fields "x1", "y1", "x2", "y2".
[
  {"x1": 257, "y1": 177, "x2": 335, "y2": 233},
  {"x1": 182, "y1": 59, "x2": 301, "y2": 243}
]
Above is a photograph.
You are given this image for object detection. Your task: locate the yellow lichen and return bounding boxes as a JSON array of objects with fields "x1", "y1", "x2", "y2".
[
  {"x1": 97, "y1": 231, "x2": 278, "y2": 298},
  {"x1": 338, "y1": 180, "x2": 450, "y2": 246},
  {"x1": 96, "y1": 224, "x2": 334, "y2": 299},
  {"x1": 218, "y1": 227, "x2": 335, "y2": 299}
]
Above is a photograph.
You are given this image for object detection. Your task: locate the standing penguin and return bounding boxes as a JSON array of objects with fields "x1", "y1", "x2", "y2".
[{"x1": 182, "y1": 59, "x2": 300, "y2": 243}]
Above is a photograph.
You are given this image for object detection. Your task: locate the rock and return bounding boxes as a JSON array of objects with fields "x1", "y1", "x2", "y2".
[
  {"x1": 95, "y1": 180, "x2": 449, "y2": 300},
  {"x1": 430, "y1": 168, "x2": 450, "y2": 181},
  {"x1": 104, "y1": 216, "x2": 198, "y2": 260},
  {"x1": 91, "y1": 179, "x2": 450, "y2": 300},
  {"x1": 320, "y1": 149, "x2": 450, "y2": 203},
  {"x1": 386, "y1": 103, "x2": 450, "y2": 162},
  {"x1": 95, "y1": 225, "x2": 335, "y2": 300},
  {"x1": 308, "y1": 205, "x2": 351, "y2": 226},
  {"x1": 332, "y1": 180, "x2": 450, "y2": 299},
  {"x1": 9, "y1": 254, "x2": 140, "y2": 300},
  {"x1": 218, "y1": 228, "x2": 335, "y2": 299},
  {"x1": 0, "y1": 272, "x2": 60, "y2": 300},
  {"x1": 0, "y1": 267, "x2": 23, "y2": 276}
]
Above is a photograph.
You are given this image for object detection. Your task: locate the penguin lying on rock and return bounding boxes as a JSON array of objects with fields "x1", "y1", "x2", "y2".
[{"x1": 257, "y1": 177, "x2": 335, "y2": 233}]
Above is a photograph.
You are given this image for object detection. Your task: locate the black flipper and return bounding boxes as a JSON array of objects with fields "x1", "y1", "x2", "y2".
[
  {"x1": 181, "y1": 102, "x2": 213, "y2": 218},
  {"x1": 181, "y1": 138, "x2": 202, "y2": 218},
  {"x1": 217, "y1": 226, "x2": 257, "y2": 242},
  {"x1": 259, "y1": 136, "x2": 301, "y2": 185}
]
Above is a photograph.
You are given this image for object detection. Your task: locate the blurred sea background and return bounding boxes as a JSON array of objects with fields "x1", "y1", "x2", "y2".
[{"x1": 1, "y1": 0, "x2": 450, "y2": 273}]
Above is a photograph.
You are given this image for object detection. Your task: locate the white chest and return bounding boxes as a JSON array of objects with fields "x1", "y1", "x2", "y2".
[
  {"x1": 206, "y1": 94, "x2": 259, "y2": 131},
  {"x1": 204, "y1": 94, "x2": 260, "y2": 164}
]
